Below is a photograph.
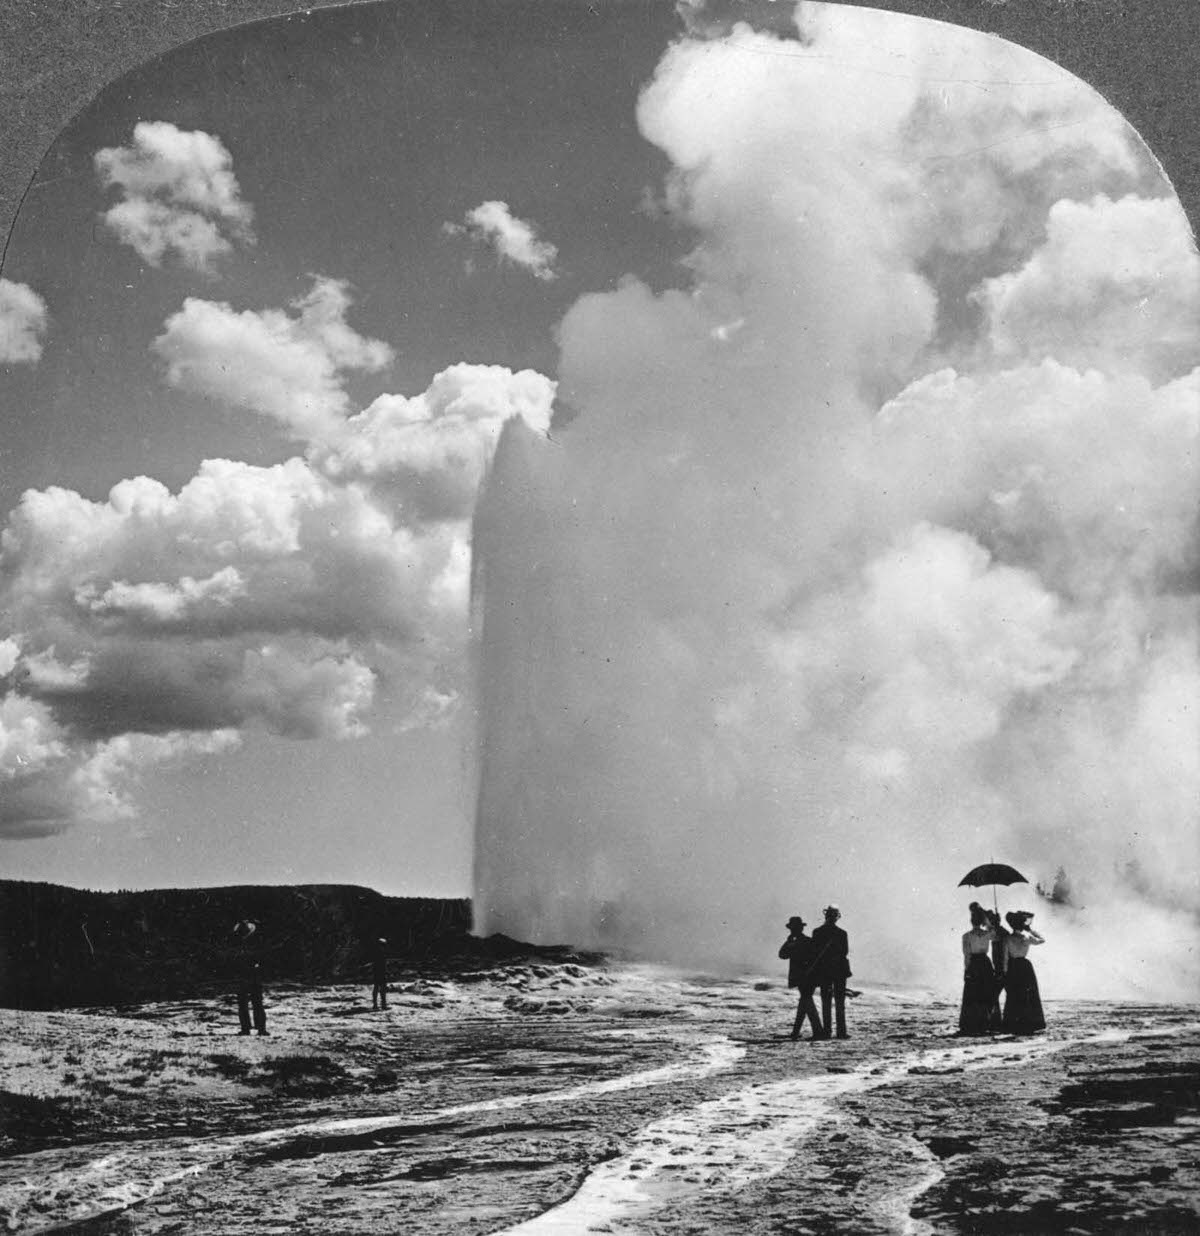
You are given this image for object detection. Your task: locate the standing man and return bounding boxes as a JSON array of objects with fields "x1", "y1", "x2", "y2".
[
  {"x1": 778, "y1": 916, "x2": 824, "y2": 1041},
  {"x1": 233, "y1": 919, "x2": 268, "y2": 1036},
  {"x1": 371, "y1": 937, "x2": 389, "y2": 1010},
  {"x1": 812, "y1": 904, "x2": 851, "y2": 1040}
]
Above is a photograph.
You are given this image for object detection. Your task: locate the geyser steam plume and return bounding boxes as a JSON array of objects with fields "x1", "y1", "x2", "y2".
[{"x1": 472, "y1": 4, "x2": 1199, "y2": 1000}]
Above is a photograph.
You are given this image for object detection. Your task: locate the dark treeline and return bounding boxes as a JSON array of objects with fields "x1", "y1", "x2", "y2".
[{"x1": 0, "y1": 880, "x2": 485, "y2": 1009}]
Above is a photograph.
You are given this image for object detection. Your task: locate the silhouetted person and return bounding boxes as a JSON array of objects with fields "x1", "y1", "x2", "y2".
[
  {"x1": 958, "y1": 902, "x2": 998, "y2": 1036},
  {"x1": 233, "y1": 919, "x2": 267, "y2": 1036},
  {"x1": 985, "y1": 909, "x2": 1009, "y2": 1033},
  {"x1": 812, "y1": 904, "x2": 851, "y2": 1039},
  {"x1": 778, "y1": 916, "x2": 824, "y2": 1041},
  {"x1": 371, "y1": 937, "x2": 389, "y2": 1010},
  {"x1": 1001, "y1": 911, "x2": 1046, "y2": 1034}
]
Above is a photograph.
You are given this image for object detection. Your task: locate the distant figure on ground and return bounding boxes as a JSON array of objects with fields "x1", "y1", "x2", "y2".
[
  {"x1": 778, "y1": 916, "x2": 824, "y2": 1041},
  {"x1": 985, "y1": 909, "x2": 1009, "y2": 1033},
  {"x1": 958, "y1": 902, "x2": 998, "y2": 1036},
  {"x1": 1001, "y1": 911, "x2": 1046, "y2": 1034},
  {"x1": 233, "y1": 919, "x2": 267, "y2": 1036},
  {"x1": 372, "y1": 937, "x2": 389, "y2": 1010},
  {"x1": 812, "y1": 905, "x2": 851, "y2": 1040}
]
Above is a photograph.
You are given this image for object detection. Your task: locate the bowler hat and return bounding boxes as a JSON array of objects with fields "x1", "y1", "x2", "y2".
[{"x1": 786, "y1": 916, "x2": 806, "y2": 930}]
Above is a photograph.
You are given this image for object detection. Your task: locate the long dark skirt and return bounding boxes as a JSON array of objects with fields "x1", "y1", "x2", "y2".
[
  {"x1": 1002, "y1": 956, "x2": 1046, "y2": 1034},
  {"x1": 958, "y1": 954, "x2": 997, "y2": 1035}
]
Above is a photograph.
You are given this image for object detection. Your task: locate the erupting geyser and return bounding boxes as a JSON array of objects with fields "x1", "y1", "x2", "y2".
[{"x1": 472, "y1": 4, "x2": 1199, "y2": 998}]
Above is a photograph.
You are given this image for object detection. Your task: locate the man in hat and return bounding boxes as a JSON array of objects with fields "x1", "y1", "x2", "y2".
[
  {"x1": 371, "y1": 937, "x2": 389, "y2": 1010},
  {"x1": 812, "y1": 904, "x2": 851, "y2": 1039},
  {"x1": 778, "y1": 916, "x2": 824, "y2": 1041},
  {"x1": 232, "y1": 919, "x2": 267, "y2": 1036}
]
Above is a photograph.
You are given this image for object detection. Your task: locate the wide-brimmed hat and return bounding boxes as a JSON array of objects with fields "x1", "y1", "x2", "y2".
[
  {"x1": 786, "y1": 916, "x2": 807, "y2": 930},
  {"x1": 823, "y1": 904, "x2": 841, "y2": 917}
]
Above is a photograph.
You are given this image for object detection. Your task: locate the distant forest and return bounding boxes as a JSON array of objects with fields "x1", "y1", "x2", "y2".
[{"x1": 0, "y1": 881, "x2": 478, "y2": 1009}]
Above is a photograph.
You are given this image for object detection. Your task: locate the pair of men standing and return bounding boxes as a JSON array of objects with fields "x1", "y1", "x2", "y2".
[{"x1": 779, "y1": 905, "x2": 851, "y2": 1041}]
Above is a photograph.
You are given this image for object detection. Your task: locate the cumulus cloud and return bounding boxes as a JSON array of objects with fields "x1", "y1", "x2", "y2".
[
  {"x1": 2, "y1": 454, "x2": 469, "y2": 648},
  {"x1": 0, "y1": 279, "x2": 49, "y2": 364},
  {"x1": 444, "y1": 201, "x2": 559, "y2": 281},
  {"x1": 315, "y1": 363, "x2": 555, "y2": 519},
  {"x1": 0, "y1": 715, "x2": 241, "y2": 837},
  {"x1": 977, "y1": 194, "x2": 1200, "y2": 381},
  {"x1": 0, "y1": 639, "x2": 19, "y2": 678},
  {"x1": 95, "y1": 122, "x2": 255, "y2": 271},
  {"x1": 0, "y1": 343, "x2": 549, "y2": 831},
  {"x1": 153, "y1": 277, "x2": 394, "y2": 440},
  {"x1": 473, "y1": 5, "x2": 1200, "y2": 998}
]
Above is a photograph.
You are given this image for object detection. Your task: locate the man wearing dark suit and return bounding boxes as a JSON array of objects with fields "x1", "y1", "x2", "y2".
[
  {"x1": 371, "y1": 937, "x2": 389, "y2": 1010},
  {"x1": 778, "y1": 916, "x2": 824, "y2": 1041},
  {"x1": 812, "y1": 904, "x2": 851, "y2": 1039},
  {"x1": 233, "y1": 919, "x2": 268, "y2": 1036}
]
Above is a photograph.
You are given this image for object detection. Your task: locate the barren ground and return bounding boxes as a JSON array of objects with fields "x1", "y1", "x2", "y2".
[{"x1": 0, "y1": 963, "x2": 1196, "y2": 1234}]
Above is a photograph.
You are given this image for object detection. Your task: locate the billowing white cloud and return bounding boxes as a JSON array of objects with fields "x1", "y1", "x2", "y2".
[
  {"x1": 0, "y1": 355, "x2": 507, "y2": 830},
  {"x1": 445, "y1": 200, "x2": 559, "y2": 281},
  {"x1": 0, "y1": 279, "x2": 49, "y2": 364},
  {"x1": 876, "y1": 361, "x2": 1199, "y2": 599},
  {"x1": 1, "y1": 457, "x2": 470, "y2": 646},
  {"x1": 854, "y1": 524, "x2": 1079, "y2": 749},
  {"x1": 0, "y1": 639, "x2": 19, "y2": 678},
  {"x1": 0, "y1": 713, "x2": 241, "y2": 837},
  {"x1": 0, "y1": 693, "x2": 64, "y2": 781},
  {"x1": 153, "y1": 277, "x2": 393, "y2": 439},
  {"x1": 315, "y1": 363, "x2": 556, "y2": 519},
  {"x1": 977, "y1": 194, "x2": 1200, "y2": 381},
  {"x1": 95, "y1": 122, "x2": 255, "y2": 271},
  {"x1": 473, "y1": 5, "x2": 1200, "y2": 998},
  {"x1": 0, "y1": 286, "x2": 556, "y2": 834},
  {"x1": 77, "y1": 567, "x2": 247, "y2": 624}
]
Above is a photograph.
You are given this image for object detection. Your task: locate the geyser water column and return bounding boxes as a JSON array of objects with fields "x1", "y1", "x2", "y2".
[{"x1": 472, "y1": 5, "x2": 1200, "y2": 992}]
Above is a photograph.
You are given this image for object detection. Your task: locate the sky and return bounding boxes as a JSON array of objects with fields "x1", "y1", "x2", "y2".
[
  {"x1": 0, "y1": 0, "x2": 1196, "y2": 993},
  {"x1": 0, "y1": 0, "x2": 685, "y2": 895}
]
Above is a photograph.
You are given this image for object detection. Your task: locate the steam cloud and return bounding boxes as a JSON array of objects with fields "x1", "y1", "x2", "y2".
[{"x1": 472, "y1": 5, "x2": 1199, "y2": 999}]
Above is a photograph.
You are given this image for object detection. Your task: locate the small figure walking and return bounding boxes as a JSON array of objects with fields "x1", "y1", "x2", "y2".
[
  {"x1": 958, "y1": 902, "x2": 998, "y2": 1036},
  {"x1": 812, "y1": 905, "x2": 851, "y2": 1039},
  {"x1": 779, "y1": 916, "x2": 824, "y2": 1041},
  {"x1": 233, "y1": 919, "x2": 267, "y2": 1036},
  {"x1": 371, "y1": 937, "x2": 389, "y2": 1010},
  {"x1": 1001, "y1": 911, "x2": 1046, "y2": 1034}
]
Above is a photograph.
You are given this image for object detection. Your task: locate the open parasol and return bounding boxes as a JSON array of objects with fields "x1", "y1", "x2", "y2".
[{"x1": 958, "y1": 862, "x2": 1028, "y2": 913}]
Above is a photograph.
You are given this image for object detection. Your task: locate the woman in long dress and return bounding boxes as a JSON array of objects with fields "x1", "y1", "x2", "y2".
[
  {"x1": 958, "y1": 902, "x2": 999, "y2": 1036},
  {"x1": 1001, "y1": 910, "x2": 1046, "y2": 1034},
  {"x1": 985, "y1": 909, "x2": 1009, "y2": 1032}
]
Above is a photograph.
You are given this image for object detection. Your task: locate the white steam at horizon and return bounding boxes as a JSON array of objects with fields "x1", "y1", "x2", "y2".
[{"x1": 472, "y1": 6, "x2": 1199, "y2": 1000}]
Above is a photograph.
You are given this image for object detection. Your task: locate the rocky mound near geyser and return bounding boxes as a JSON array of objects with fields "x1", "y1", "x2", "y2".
[{"x1": 0, "y1": 880, "x2": 599, "y2": 1010}]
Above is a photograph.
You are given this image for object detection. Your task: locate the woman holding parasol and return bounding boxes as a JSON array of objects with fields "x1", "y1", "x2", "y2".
[{"x1": 956, "y1": 863, "x2": 1027, "y2": 1036}]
